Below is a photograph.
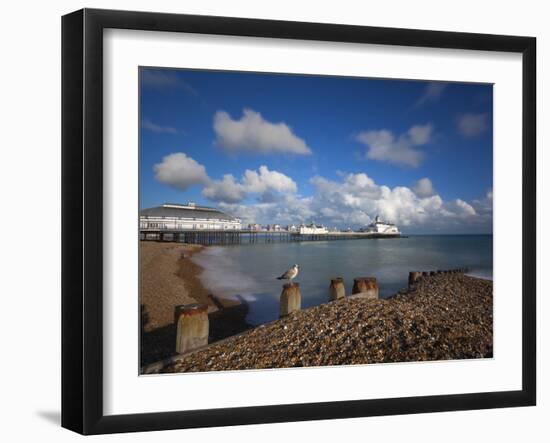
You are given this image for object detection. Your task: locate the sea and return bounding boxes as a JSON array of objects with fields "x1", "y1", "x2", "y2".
[{"x1": 191, "y1": 235, "x2": 493, "y2": 326}]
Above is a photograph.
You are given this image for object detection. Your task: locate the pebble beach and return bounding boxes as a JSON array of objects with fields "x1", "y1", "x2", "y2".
[
  {"x1": 140, "y1": 249, "x2": 493, "y2": 373},
  {"x1": 140, "y1": 241, "x2": 250, "y2": 366}
]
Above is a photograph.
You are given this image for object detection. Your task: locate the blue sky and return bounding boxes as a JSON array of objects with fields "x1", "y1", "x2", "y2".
[{"x1": 140, "y1": 67, "x2": 493, "y2": 234}]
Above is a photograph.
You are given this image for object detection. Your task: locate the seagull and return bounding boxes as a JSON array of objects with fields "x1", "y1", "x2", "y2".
[{"x1": 277, "y1": 264, "x2": 299, "y2": 283}]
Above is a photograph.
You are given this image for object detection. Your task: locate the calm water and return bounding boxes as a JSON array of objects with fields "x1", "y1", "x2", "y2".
[{"x1": 191, "y1": 235, "x2": 493, "y2": 326}]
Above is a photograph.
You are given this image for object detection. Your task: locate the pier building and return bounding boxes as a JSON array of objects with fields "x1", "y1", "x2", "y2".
[
  {"x1": 140, "y1": 202, "x2": 242, "y2": 231},
  {"x1": 298, "y1": 223, "x2": 329, "y2": 235}
]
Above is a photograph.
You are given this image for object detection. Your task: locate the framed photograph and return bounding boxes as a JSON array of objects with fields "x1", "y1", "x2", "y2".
[{"x1": 62, "y1": 8, "x2": 536, "y2": 435}]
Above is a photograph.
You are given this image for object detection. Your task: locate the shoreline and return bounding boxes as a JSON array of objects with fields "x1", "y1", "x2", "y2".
[
  {"x1": 153, "y1": 272, "x2": 492, "y2": 373},
  {"x1": 140, "y1": 241, "x2": 251, "y2": 366},
  {"x1": 140, "y1": 240, "x2": 493, "y2": 371}
]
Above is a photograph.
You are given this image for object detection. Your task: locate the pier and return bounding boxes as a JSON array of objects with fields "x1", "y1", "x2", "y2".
[{"x1": 140, "y1": 229, "x2": 402, "y2": 246}]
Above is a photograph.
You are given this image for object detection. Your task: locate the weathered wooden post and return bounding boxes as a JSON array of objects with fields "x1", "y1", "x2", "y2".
[
  {"x1": 174, "y1": 303, "x2": 209, "y2": 354},
  {"x1": 280, "y1": 283, "x2": 301, "y2": 317},
  {"x1": 329, "y1": 278, "x2": 346, "y2": 301},
  {"x1": 408, "y1": 271, "x2": 422, "y2": 287},
  {"x1": 422, "y1": 271, "x2": 429, "y2": 277},
  {"x1": 350, "y1": 277, "x2": 379, "y2": 300}
]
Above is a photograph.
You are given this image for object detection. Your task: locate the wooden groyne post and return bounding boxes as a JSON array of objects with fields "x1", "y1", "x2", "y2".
[
  {"x1": 408, "y1": 271, "x2": 422, "y2": 287},
  {"x1": 174, "y1": 303, "x2": 209, "y2": 354},
  {"x1": 350, "y1": 277, "x2": 379, "y2": 300},
  {"x1": 329, "y1": 278, "x2": 346, "y2": 301},
  {"x1": 280, "y1": 283, "x2": 301, "y2": 317}
]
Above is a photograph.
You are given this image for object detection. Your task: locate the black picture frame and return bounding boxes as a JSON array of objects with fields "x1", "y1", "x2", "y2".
[{"x1": 62, "y1": 8, "x2": 536, "y2": 435}]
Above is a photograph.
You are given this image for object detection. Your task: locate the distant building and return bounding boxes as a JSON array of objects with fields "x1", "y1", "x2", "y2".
[
  {"x1": 139, "y1": 202, "x2": 241, "y2": 231},
  {"x1": 287, "y1": 224, "x2": 298, "y2": 232},
  {"x1": 299, "y1": 223, "x2": 328, "y2": 235},
  {"x1": 248, "y1": 223, "x2": 262, "y2": 231},
  {"x1": 359, "y1": 215, "x2": 400, "y2": 236}
]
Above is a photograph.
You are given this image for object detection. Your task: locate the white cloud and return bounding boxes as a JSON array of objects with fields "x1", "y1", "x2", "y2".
[
  {"x1": 408, "y1": 125, "x2": 432, "y2": 145},
  {"x1": 415, "y1": 82, "x2": 447, "y2": 107},
  {"x1": 222, "y1": 171, "x2": 490, "y2": 234},
  {"x1": 141, "y1": 70, "x2": 198, "y2": 96},
  {"x1": 312, "y1": 174, "x2": 418, "y2": 226},
  {"x1": 142, "y1": 118, "x2": 178, "y2": 134},
  {"x1": 444, "y1": 199, "x2": 477, "y2": 217},
  {"x1": 243, "y1": 166, "x2": 297, "y2": 194},
  {"x1": 311, "y1": 173, "x2": 381, "y2": 202},
  {"x1": 202, "y1": 174, "x2": 246, "y2": 203},
  {"x1": 471, "y1": 189, "x2": 493, "y2": 219},
  {"x1": 203, "y1": 165, "x2": 297, "y2": 204},
  {"x1": 141, "y1": 70, "x2": 180, "y2": 88},
  {"x1": 457, "y1": 113, "x2": 488, "y2": 137},
  {"x1": 153, "y1": 153, "x2": 209, "y2": 191},
  {"x1": 220, "y1": 195, "x2": 317, "y2": 227},
  {"x1": 356, "y1": 124, "x2": 433, "y2": 167},
  {"x1": 307, "y1": 173, "x2": 485, "y2": 231},
  {"x1": 152, "y1": 152, "x2": 490, "y2": 233},
  {"x1": 213, "y1": 109, "x2": 312, "y2": 155},
  {"x1": 153, "y1": 152, "x2": 297, "y2": 204},
  {"x1": 413, "y1": 177, "x2": 436, "y2": 198}
]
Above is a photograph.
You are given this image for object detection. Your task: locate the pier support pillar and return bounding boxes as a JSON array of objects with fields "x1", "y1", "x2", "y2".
[
  {"x1": 329, "y1": 278, "x2": 346, "y2": 301},
  {"x1": 174, "y1": 303, "x2": 209, "y2": 354},
  {"x1": 408, "y1": 272, "x2": 422, "y2": 287},
  {"x1": 350, "y1": 277, "x2": 379, "y2": 300},
  {"x1": 280, "y1": 283, "x2": 301, "y2": 317}
]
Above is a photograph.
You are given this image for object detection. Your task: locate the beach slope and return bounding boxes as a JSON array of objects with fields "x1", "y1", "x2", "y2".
[
  {"x1": 140, "y1": 241, "x2": 250, "y2": 366},
  {"x1": 156, "y1": 273, "x2": 492, "y2": 373}
]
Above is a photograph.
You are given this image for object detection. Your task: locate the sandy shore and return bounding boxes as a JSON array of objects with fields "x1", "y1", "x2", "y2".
[
  {"x1": 155, "y1": 272, "x2": 492, "y2": 373},
  {"x1": 140, "y1": 241, "x2": 250, "y2": 366}
]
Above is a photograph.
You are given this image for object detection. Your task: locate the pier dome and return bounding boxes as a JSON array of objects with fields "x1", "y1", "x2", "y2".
[{"x1": 140, "y1": 202, "x2": 241, "y2": 231}]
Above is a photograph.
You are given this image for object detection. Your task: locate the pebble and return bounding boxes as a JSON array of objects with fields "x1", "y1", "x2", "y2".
[{"x1": 161, "y1": 274, "x2": 493, "y2": 373}]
